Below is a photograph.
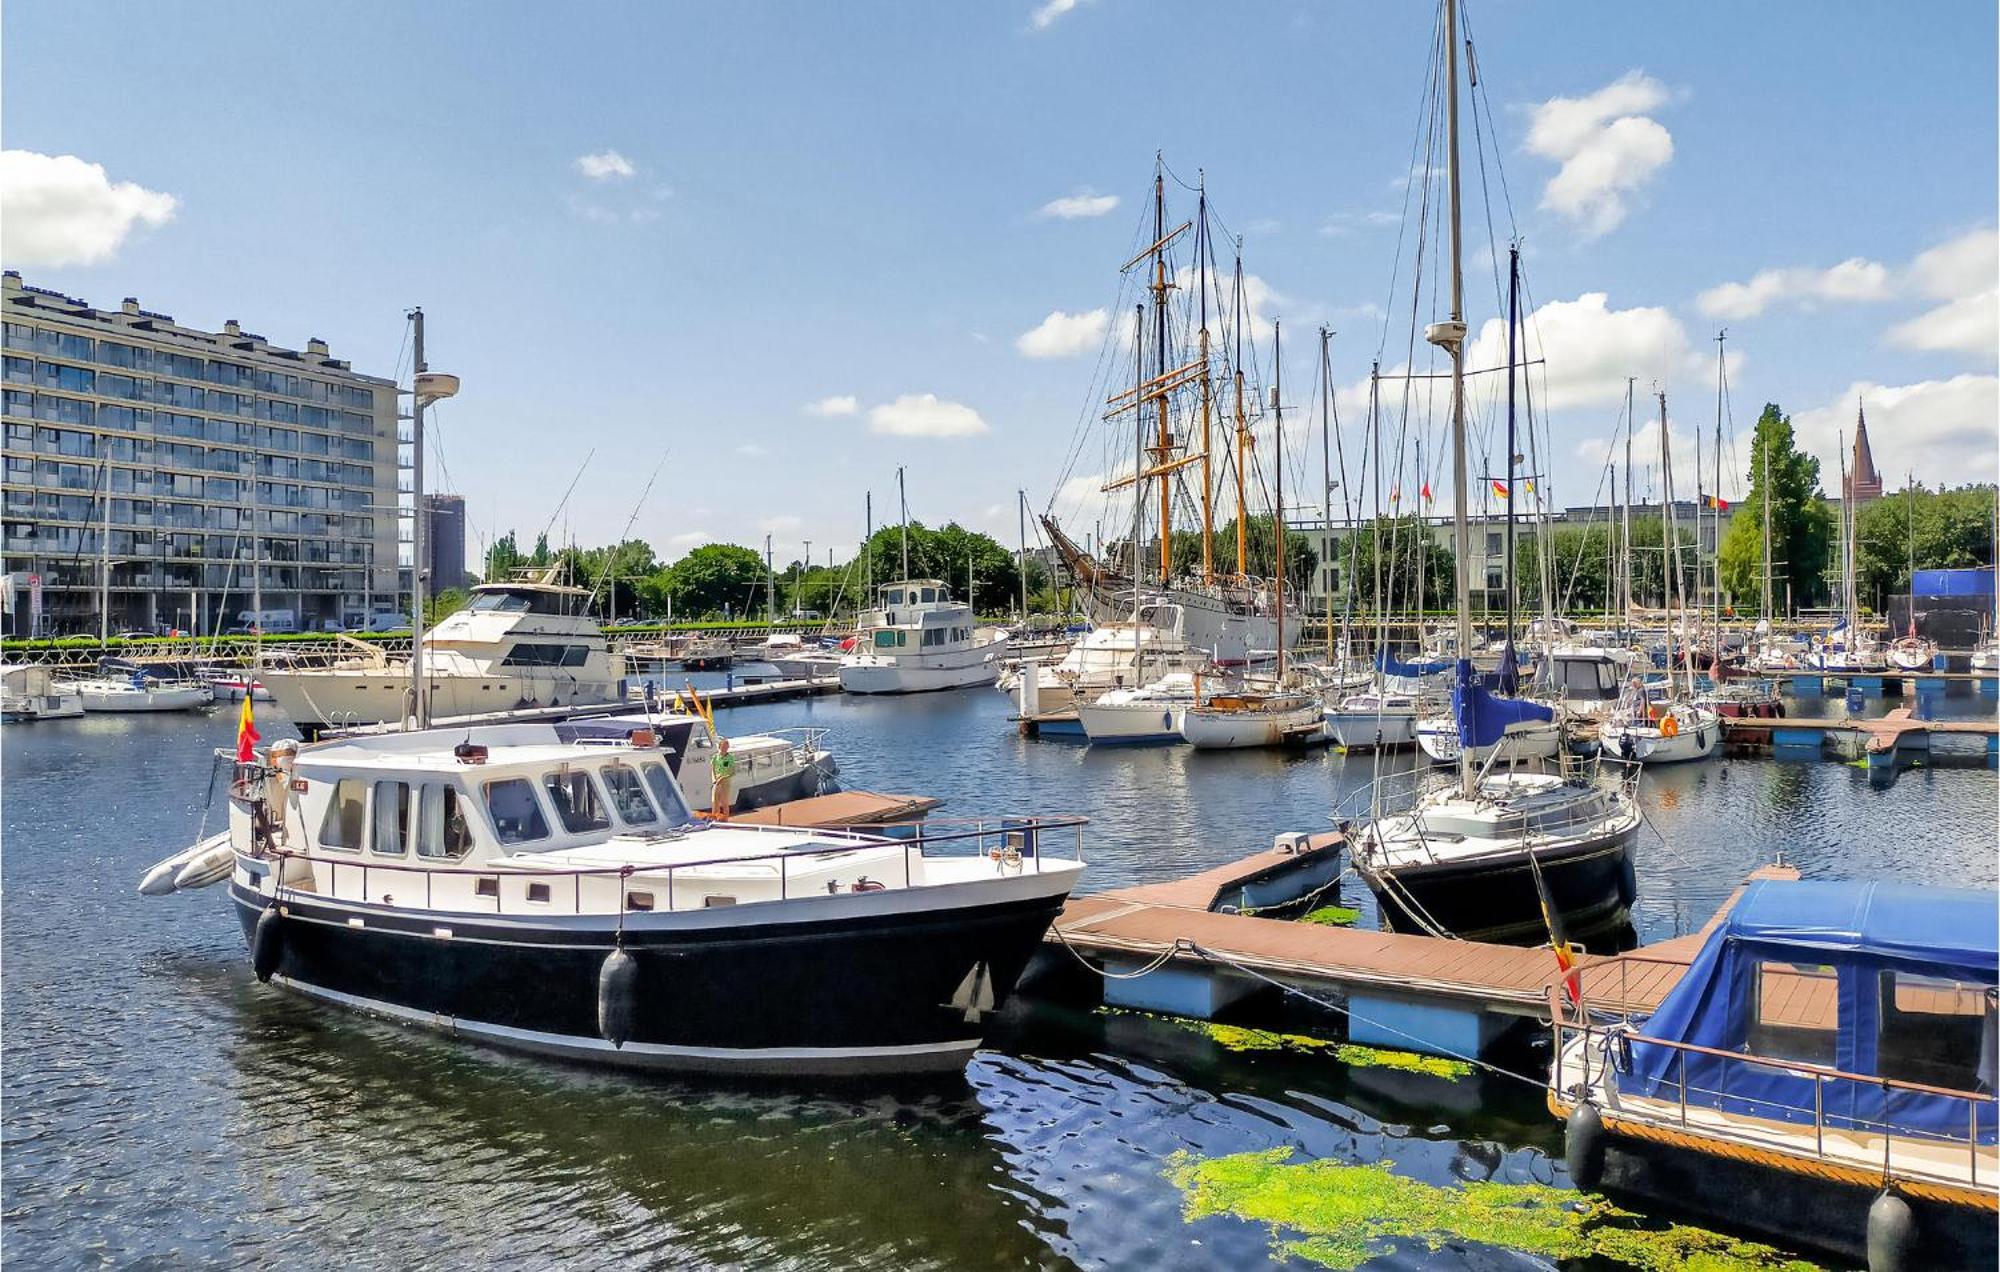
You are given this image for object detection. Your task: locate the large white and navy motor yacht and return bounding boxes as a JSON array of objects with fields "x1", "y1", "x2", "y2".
[{"x1": 142, "y1": 723, "x2": 1084, "y2": 1075}]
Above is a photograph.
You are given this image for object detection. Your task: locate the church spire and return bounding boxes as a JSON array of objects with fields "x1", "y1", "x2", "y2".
[{"x1": 1847, "y1": 398, "x2": 1883, "y2": 504}]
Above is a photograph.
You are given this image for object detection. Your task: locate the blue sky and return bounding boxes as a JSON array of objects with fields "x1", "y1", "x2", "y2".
[{"x1": 5, "y1": 1, "x2": 1995, "y2": 573}]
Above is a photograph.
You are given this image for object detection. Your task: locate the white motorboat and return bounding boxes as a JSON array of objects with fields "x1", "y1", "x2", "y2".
[
  {"x1": 560, "y1": 712, "x2": 838, "y2": 815},
  {"x1": 1322, "y1": 690, "x2": 1420, "y2": 749},
  {"x1": 749, "y1": 632, "x2": 845, "y2": 679},
  {"x1": 838, "y1": 579, "x2": 1009, "y2": 694},
  {"x1": 1075, "y1": 672, "x2": 1197, "y2": 745},
  {"x1": 138, "y1": 722, "x2": 1084, "y2": 1075},
  {"x1": 1, "y1": 664, "x2": 84, "y2": 721},
  {"x1": 1886, "y1": 634, "x2": 1938, "y2": 671},
  {"x1": 1540, "y1": 644, "x2": 1639, "y2": 720},
  {"x1": 259, "y1": 569, "x2": 629, "y2": 733},
  {"x1": 1004, "y1": 600, "x2": 1194, "y2": 713},
  {"x1": 73, "y1": 670, "x2": 213, "y2": 713},
  {"x1": 198, "y1": 667, "x2": 275, "y2": 702}
]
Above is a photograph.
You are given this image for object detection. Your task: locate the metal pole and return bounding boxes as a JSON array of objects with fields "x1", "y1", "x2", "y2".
[
  {"x1": 1017, "y1": 490, "x2": 1029, "y2": 619},
  {"x1": 1504, "y1": 244, "x2": 1519, "y2": 657},
  {"x1": 1442, "y1": 0, "x2": 1473, "y2": 797},
  {"x1": 897, "y1": 466, "x2": 909, "y2": 582},
  {"x1": 408, "y1": 307, "x2": 428, "y2": 728}
]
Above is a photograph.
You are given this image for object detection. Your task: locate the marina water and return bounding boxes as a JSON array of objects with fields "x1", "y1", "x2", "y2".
[{"x1": 5, "y1": 688, "x2": 1995, "y2": 1268}]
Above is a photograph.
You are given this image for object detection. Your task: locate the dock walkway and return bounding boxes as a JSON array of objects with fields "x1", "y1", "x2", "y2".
[{"x1": 1046, "y1": 844, "x2": 1799, "y2": 1053}]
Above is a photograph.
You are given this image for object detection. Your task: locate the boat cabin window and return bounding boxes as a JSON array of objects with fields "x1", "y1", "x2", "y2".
[
  {"x1": 1876, "y1": 972, "x2": 1996, "y2": 1092},
  {"x1": 874, "y1": 630, "x2": 906, "y2": 649},
  {"x1": 922, "y1": 628, "x2": 945, "y2": 647},
  {"x1": 415, "y1": 784, "x2": 473, "y2": 860},
  {"x1": 884, "y1": 589, "x2": 904, "y2": 606},
  {"x1": 470, "y1": 588, "x2": 579, "y2": 617},
  {"x1": 601, "y1": 763, "x2": 658, "y2": 826},
  {"x1": 484, "y1": 777, "x2": 550, "y2": 845},
  {"x1": 637, "y1": 760, "x2": 694, "y2": 825},
  {"x1": 920, "y1": 587, "x2": 937, "y2": 603},
  {"x1": 543, "y1": 768, "x2": 611, "y2": 834},
  {"x1": 1749, "y1": 961, "x2": 1839, "y2": 1067},
  {"x1": 502, "y1": 643, "x2": 590, "y2": 668},
  {"x1": 371, "y1": 780, "x2": 411, "y2": 856},
  {"x1": 1551, "y1": 658, "x2": 1617, "y2": 698},
  {"x1": 319, "y1": 778, "x2": 368, "y2": 851}
]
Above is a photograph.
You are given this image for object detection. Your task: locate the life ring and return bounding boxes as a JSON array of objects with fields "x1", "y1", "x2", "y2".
[{"x1": 1660, "y1": 712, "x2": 1679, "y2": 739}]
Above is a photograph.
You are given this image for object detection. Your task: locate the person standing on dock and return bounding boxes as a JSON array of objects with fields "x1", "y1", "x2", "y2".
[{"x1": 710, "y1": 737, "x2": 739, "y2": 820}]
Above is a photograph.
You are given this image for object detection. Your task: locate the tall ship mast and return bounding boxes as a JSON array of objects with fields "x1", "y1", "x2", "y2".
[{"x1": 1040, "y1": 159, "x2": 1299, "y2": 669}]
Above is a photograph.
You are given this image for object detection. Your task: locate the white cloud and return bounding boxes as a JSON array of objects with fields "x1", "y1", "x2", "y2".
[
  {"x1": 867, "y1": 393, "x2": 989, "y2": 439},
  {"x1": 1887, "y1": 228, "x2": 1998, "y2": 358},
  {"x1": 1525, "y1": 72, "x2": 1674, "y2": 238},
  {"x1": 576, "y1": 150, "x2": 636, "y2": 180},
  {"x1": 1016, "y1": 308, "x2": 1109, "y2": 358},
  {"x1": 666, "y1": 530, "x2": 713, "y2": 550},
  {"x1": 804, "y1": 395, "x2": 859, "y2": 417},
  {"x1": 1029, "y1": 0, "x2": 1090, "y2": 29},
  {"x1": 759, "y1": 514, "x2": 803, "y2": 534},
  {"x1": 1792, "y1": 376, "x2": 1999, "y2": 489},
  {"x1": 1318, "y1": 210, "x2": 1400, "y2": 237},
  {"x1": 0, "y1": 150, "x2": 177, "y2": 267},
  {"x1": 1696, "y1": 257, "x2": 1893, "y2": 320},
  {"x1": 1465, "y1": 291, "x2": 1694, "y2": 412},
  {"x1": 1037, "y1": 191, "x2": 1119, "y2": 220},
  {"x1": 1576, "y1": 415, "x2": 1703, "y2": 494}
]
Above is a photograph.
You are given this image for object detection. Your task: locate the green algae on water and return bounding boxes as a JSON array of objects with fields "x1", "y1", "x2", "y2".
[
  {"x1": 1301, "y1": 905, "x2": 1361, "y2": 927},
  {"x1": 1333, "y1": 1043, "x2": 1471, "y2": 1079},
  {"x1": 1097, "y1": 1010, "x2": 1472, "y2": 1078},
  {"x1": 1165, "y1": 1148, "x2": 1820, "y2": 1272}
]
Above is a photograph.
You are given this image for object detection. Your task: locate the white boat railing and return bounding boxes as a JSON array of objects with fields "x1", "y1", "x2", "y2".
[{"x1": 254, "y1": 814, "x2": 1087, "y2": 918}]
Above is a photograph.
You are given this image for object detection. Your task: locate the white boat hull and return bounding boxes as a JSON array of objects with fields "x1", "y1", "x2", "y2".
[
  {"x1": 1075, "y1": 699, "x2": 1187, "y2": 744},
  {"x1": 1415, "y1": 717, "x2": 1563, "y2": 765},
  {"x1": 1324, "y1": 706, "x2": 1419, "y2": 749},
  {"x1": 2, "y1": 690, "x2": 85, "y2": 721},
  {"x1": 77, "y1": 682, "x2": 212, "y2": 713},
  {"x1": 260, "y1": 668, "x2": 625, "y2": 728},
  {"x1": 1598, "y1": 712, "x2": 1721, "y2": 764},
  {"x1": 1180, "y1": 701, "x2": 1324, "y2": 749}
]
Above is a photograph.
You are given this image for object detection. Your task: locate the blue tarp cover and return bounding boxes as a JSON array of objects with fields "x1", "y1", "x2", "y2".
[
  {"x1": 1451, "y1": 658, "x2": 1553, "y2": 747},
  {"x1": 1376, "y1": 649, "x2": 1453, "y2": 679},
  {"x1": 1628, "y1": 880, "x2": 1998, "y2": 1142}
]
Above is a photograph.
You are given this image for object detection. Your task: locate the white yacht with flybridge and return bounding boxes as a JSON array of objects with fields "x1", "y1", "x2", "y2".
[{"x1": 838, "y1": 579, "x2": 1009, "y2": 694}]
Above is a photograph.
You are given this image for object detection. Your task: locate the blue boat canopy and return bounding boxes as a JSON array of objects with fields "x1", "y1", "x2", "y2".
[
  {"x1": 1628, "y1": 880, "x2": 1998, "y2": 1142},
  {"x1": 1451, "y1": 659, "x2": 1553, "y2": 747},
  {"x1": 1376, "y1": 649, "x2": 1453, "y2": 679}
]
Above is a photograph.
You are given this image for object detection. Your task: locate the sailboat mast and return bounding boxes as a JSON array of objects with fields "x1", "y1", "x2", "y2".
[
  {"x1": 1659, "y1": 389, "x2": 1692, "y2": 696},
  {"x1": 1370, "y1": 364, "x2": 1385, "y2": 666},
  {"x1": 897, "y1": 466, "x2": 909, "y2": 582},
  {"x1": 1273, "y1": 319, "x2": 1286, "y2": 679},
  {"x1": 1714, "y1": 330, "x2": 1726, "y2": 642},
  {"x1": 1151, "y1": 166, "x2": 1173, "y2": 583},
  {"x1": 865, "y1": 489, "x2": 873, "y2": 597},
  {"x1": 1197, "y1": 184, "x2": 1215, "y2": 583},
  {"x1": 1017, "y1": 489, "x2": 1029, "y2": 619},
  {"x1": 1132, "y1": 306, "x2": 1146, "y2": 673},
  {"x1": 408, "y1": 307, "x2": 428, "y2": 729},
  {"x1": 1503, "y1": 244, "x2": 1520, "y2": 657},
  {"x1": 1760, "y1": 400, "x2": 1773, "y2": 619},
  {"x1": 97, "y1": 450, "x2": 110, "y2": 646},
  {"x1": 1622, "y1": 377, "x2": 1635, "y2": 636},
  {"x1": 1439, "y1": 0, "x2": 1474, "y2": 794},
  {"x1": 1319, "y1": 326, "x2": 1335, "y2": 665},
  {"x1": 1232, "y1": 251, "x2": 1249, "y2": 578}
]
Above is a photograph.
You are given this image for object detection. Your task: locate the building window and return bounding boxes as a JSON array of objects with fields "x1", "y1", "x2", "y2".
[
  {"x1": 1485, "y1": 569, "x2": 1504, "y2": 591},
  {"x1": 1485, "y1": 531, "x2": 1502, "y2": 554}
]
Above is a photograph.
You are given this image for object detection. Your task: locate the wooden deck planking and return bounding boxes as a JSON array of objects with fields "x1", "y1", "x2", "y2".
[{"x1": 726, "y1": 790, "x2": 942, "y2": 828}]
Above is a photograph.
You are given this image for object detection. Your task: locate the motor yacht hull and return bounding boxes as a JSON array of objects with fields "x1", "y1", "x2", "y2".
[
  {"x1": 1361, "y1": 827, "x2": 1637, "y2": 943},
  {"x1": 228, "y1": 872, "x2": 1071, "y2": 1075},
  {"x1": 838, "y1": 651, "x2": 1002, "y2": 695},
  {"x1": 261, "y1": 669, "x2": 625, "y2": 733}
]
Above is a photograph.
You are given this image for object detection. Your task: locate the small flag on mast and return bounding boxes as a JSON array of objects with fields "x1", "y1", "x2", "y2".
[
  {"x1": 1491, "y1": 479, "x2": 1509, "y2": 499},
  {"x1": 1420, "y1": 480, "x2": 1433, "y2": 504},
  {"x1": 235, "y1": 693, "x2": 260, "y2": 763}
]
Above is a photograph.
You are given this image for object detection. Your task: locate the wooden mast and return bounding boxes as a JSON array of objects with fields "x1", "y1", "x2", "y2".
[
  {"x1": 1150, "y1": 165, "x2": 1173, "y2": 582},
  {"x1": 1319, "y1": 326, "x2": 1335, "y2": 665},
  {"x1": 1231, "y1": 249, "x2": 1250, "y2": 578},
  {"x1": 1273, "y1": 318, "x2": 1286, "y2": 680},
  {"x1": 1197, "y1": 181, "x2": 1215, "y2": 583}
]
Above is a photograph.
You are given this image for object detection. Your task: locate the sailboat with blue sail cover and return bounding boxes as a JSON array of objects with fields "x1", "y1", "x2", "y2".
[{"x1": 1342, "y1": 0, "x2": 1641, "y2": 944}]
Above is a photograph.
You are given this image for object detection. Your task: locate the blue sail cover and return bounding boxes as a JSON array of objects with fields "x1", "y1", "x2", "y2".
[
  {"x1": 1451, "y1": 659, "x2": 1553, "y2": 747},
  {"x1": 1627, "y1": 880, "x2": 1998, "y2": 1142},
  {"x1": 1376, "y1": 649, "x2": 1454, "y2": 679}
]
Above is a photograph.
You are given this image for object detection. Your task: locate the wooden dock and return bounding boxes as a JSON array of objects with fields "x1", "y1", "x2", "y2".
[
  {"x1": 1041, "y1": 841, "x2": 1801, "y2": 1057},
  {"x1": 725, "y1": 789, "x2": 942, "y2": 827},
  {"x1": 1723, "y1": 706, "x2": 1998, "y2": 765}
]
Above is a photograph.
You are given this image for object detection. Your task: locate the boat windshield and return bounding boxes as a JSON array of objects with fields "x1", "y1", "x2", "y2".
[{"x1": 469, "y1": 588, "x2": 580, "y2": 616}]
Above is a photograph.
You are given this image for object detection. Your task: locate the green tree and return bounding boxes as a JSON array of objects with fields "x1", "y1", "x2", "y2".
[
  {"x1": 485, "y1": 531, "x2": 524, "y2": 582},
  {"x1": 424, "y1": 586, "x2": 469, "y2": 625},
  {"x1": 663, "y1": 542, "x2": 766, "y2": 618},
  {"x1": 1717, "y1": 403, "x2": 1835, "y2": 614},
  {"x1": 1853, "y1": 484, "x2": 1998, "y2": 611},
  {"x1": 862, "y1": 522, "x2": 1020, "y2": 612},
  {"x1": 530, "y1": 532, "x2": 552, "y2": 567},
  {"x1": 1517, "y1": 524, "x2": 1612, "y2": 613},
  {"x1": 1338, "y1": 516, "x2": 1455, "y2": 611}
]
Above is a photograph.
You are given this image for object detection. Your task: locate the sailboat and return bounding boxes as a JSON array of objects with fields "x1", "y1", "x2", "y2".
[
  {"x1": 1039, "y1": 165, "x2": 1301, "y2": 671},
  {"x1": 1179, "y1": 320, "x2": 1325, "y2": 749},
  {"x1": 1814, "y1": 416, "x2": 1887, "y2": 673},
  {"x1": 1346, "y1": 0, "x2": 1641, "y2": 943},
  {"x1": 1887, "y1": 477, "x2": 1939, "y2": 670},
  {"x1": 1600, "y1": 390, "x2": 1721, "y2": 763}
]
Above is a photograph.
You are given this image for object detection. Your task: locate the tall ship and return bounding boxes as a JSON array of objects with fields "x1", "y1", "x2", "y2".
[
  {"x1": 259, "y1": 568, "x2": 628, "y2": 734},
  {"x1": 1038, "y1": 165, "x2": 1301, "y2": 670}
]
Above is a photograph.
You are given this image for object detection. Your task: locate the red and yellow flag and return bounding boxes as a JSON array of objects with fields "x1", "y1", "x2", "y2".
[
  {"x1": 235, "y1": 692, "x2": 260, "y2": 763},
  {"x1": 1491, "y1": 479, "x2": 1509, "y2": 499}
]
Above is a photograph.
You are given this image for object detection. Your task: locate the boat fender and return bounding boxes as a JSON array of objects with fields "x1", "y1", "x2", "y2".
[
  {"x1": 598, "y1": 946, "x2": 639, "y2": 1049},
  {"x1": 138, "y1": 844, "x2": 200, "y2": 896},
  {"x1": 1865, "y1": 1189, "x2": 1916, "y2": 1272},
  {"x1": 1564, "y1": 1102, "x2": 1606, "y2": 1191},
  {"x1": 251, "y1": 906, "x2": 284, "y2": 982}
]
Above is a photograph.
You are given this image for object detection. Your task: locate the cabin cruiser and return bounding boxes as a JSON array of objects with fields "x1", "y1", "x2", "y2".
[
  {"x1": 1346, "y1": 665, "x2": 1640, "y2": 942},
  {"x1": 1540, "y1": 645, "x2": 1639, "y2": 720},
  {"x1": 1003, "y1": 600, "x2": 1195, "y2": 715},
  {"x1": 138, "y1": 722, "x2": 1084, "y2": 1075},
  {"x1": 1597, "y1": 680, "x2": 1721, "y2": 764},
  {"x1": 1, "y1": 664, "x2": 84, "y2": 722},
  {"x1": 72, "y1": 665, "x2": 213, "y2": 713},
  {"x1": 258, "y1": 571, "x2": 628, "y2": 734},
  {"x1": 749, "y1": 632, "x2": 844, "y2": 680},
  {"x1": 1075, "y1": 671, "x2": 1198, "y2": 745},
  {"x1": 1550, "y1": 879, "x2": 1997, "y2": 1268},
  {"x1": 839, "y1": 579, "x2": 1009, "y2": 694}
]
